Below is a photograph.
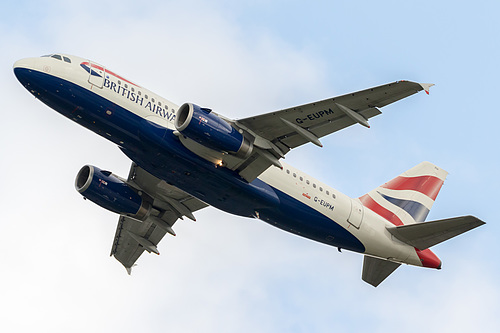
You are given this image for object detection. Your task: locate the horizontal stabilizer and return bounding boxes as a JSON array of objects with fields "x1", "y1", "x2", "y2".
[
  {"x1": 387, "y1": 215, "x2": 485, "y2": 250},
  {"x1": 362, "y1": 256, "x2": 401, "y2": 287}
]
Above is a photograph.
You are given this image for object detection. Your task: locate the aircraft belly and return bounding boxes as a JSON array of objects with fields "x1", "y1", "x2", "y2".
[
  {"x1": 18, "y1": 67, "x2": 377, "y2": 255},
  {"x1": 121, "y1": 132, "x2": 363, "y2": 253},
  {"x1": 120, "y1": 144, "x2": 280, "y2": 218}
]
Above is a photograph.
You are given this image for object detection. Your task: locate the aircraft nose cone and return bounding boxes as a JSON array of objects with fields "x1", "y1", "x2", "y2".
[
  {"x1": 14, "y1": 59, "x2": 26, "y2": 69},
  {"x1": 416, "y1": 248, "x2": 442, "y2": 269},
  {"x1": 13, "y1": 58, "x2": 38, "y2": 87},
  {"x1": 13, "y1": 57, "x2": 36, "y2": 70}
]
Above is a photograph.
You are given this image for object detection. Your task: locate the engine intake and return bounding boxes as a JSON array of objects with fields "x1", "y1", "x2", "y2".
[
  {"x1": 75, "y1": 165, "x2": 150, "y2": 220},
  {"x1": 175, "y1": 103, "x2": 252, "y2": 157}
]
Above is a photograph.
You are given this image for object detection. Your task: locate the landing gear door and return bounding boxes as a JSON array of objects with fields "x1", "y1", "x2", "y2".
[
  {"x1": 348, "y1": 199, "x2": 364, "y2": 228},
  {"x1": 88, "y1": 61, "x2": 105, "y2": 88}
]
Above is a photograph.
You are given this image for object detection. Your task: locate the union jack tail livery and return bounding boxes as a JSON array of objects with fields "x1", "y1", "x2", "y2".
[
  {"x1": 360, "y1": 162, "x2": 484, "y2": 287},
  {"x1": 360, "y1": 161, "x2": 447, "y2": 226}
]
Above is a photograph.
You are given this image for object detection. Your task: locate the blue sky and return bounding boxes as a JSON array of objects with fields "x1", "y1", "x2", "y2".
[{"x1": 1, "y1": 1, "x2": 499, "y2": 332}]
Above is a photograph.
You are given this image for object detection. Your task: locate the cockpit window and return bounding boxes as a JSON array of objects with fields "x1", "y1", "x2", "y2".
[{"x1": 42, "y1": 54, "x2": 71, "y2": 63}]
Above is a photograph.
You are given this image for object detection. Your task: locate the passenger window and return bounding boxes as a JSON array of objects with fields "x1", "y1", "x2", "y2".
[
  {"x1": 320, "y1": 187, "x2": 323, "y2": 192},
  {"x1": 313, "y1": 184, "x2": 317, "y2": 188},
  {"x1": 332, "y1": 193, "x2": 336, "y2": 199},
  {"x1": 158, "y1": 101, "x2": 162, "y2": 106},
  {"x1": 326, "y1": 190, "x2": 330, "y2": 195},
  {"x1": 125, "y1": 84, "x2": 128, "y2": 89},
  {"x1": 299, "y1": 176, "x2": 303, "y2": 181},
  {"x1": 145, "y1": 95, "x2": 149, "y2": 99},
  {"x1": 152, "y1": 98, "x2": 155, "y2": 103},
  {"x1": 63, "y1": 56, "x2": 71, "y2": 63},
  {"x1": 51, "y1": 54, "x2": 62, "y2": 61},
  {"x1": 306, "y1": 180, "x2": 310, "y2": 185},
  {"x1": 286, "y1": 169, "x2": 290, "y2": 174},
  {"x1": 293, "y1": 173, "x2": 296, "y2": 178}
]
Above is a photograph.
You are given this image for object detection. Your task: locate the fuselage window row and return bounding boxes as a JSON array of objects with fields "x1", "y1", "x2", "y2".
[{"x1": 285, "y1": 168, "x2": 336, "y2": 199}]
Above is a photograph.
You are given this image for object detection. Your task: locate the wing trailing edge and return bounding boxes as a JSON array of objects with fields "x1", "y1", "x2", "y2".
[{"x1": 110, "y1": 163, "x2": 208, "y2": 271}]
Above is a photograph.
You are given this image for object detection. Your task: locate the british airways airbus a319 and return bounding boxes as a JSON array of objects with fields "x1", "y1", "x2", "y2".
[{"x1": 13, "y1": 54, "x2": 485, "y2": 286}]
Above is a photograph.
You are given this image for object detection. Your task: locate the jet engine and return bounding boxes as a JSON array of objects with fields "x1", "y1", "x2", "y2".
[
  {"x1": 175, "y1": 103, "x2": 252, "y2": 158},
  {"x1": 75, "y1": 165, "x2": 150, "y2": 220}
]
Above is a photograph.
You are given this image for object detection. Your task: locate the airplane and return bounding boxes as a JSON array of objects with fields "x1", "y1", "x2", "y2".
[{"x1": 13, "y1": 53, "x2": 485, "y2": 287}]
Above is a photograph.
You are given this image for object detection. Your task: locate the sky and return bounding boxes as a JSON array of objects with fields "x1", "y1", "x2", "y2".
[{"x1": 1, "y1": 0, "x2": 499, "y2": 332}]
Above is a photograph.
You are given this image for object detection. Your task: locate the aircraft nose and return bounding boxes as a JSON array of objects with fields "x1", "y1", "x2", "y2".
[
  {"x1": 416, "y1": 248, "x2": 442, "y2": 269},
  {"x1": 13, "y1": 58, "x2": 38, "y2": 87},
  {"x1": 13, "y1": 57, "x2": 37, "y2": 70}
]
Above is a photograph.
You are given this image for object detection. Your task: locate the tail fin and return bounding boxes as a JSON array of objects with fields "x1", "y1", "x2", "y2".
[
  {"x1": 359, "y1": 161, "x2": 448, "y2": 226},
  {"x1": 359, "y1": 162, "x2": 485, "y2": 287}
]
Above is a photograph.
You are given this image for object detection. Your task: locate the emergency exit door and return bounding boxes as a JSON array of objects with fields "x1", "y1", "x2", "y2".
[{"x1": 348, "y1": 199, "x2": 364, "y2": 228}]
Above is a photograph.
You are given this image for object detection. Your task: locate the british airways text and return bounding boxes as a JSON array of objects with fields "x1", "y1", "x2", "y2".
[{"x1": 103, "y1": 78, "x2": 175, "y2": 121}]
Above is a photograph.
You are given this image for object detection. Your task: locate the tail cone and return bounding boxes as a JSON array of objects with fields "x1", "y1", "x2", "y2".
[{"x1": 416, "y1": 248, "x2": 442, "y2": 269}]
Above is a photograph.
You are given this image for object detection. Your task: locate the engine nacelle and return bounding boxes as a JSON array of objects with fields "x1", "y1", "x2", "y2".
[
  {"x1": 175, "y1": 103, "x2": 252, "y2": 157},
  {"x1": 75, "y1": 165, "x2": 150, "y2": 219}
]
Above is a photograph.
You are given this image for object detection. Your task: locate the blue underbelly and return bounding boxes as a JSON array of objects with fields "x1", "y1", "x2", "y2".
[
  {"x1": 257, "y1": 188, "x2": 365, "y2": 253},
  {"x1": 17, "y1": 68, "x2": 365, "y2": 254}
]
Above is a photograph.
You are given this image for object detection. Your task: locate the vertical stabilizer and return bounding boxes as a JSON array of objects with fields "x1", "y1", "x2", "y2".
[{"x1": 359, "y1": 162, "x2": 448, "y2": 226}]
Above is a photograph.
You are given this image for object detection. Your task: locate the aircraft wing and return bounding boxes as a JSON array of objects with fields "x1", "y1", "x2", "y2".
[
  {"x1": 110, "y1": 163, "x2": 208, "y2": 272},
  {"x1": 236, "y1": 81, "x2": 432, "y2": 155}
]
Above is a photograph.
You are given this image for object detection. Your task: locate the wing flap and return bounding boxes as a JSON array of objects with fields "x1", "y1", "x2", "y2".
[
  {"x1": 276, "y1": 107, "x2": 381, "y2": 149},
  {"x1": 387, "y1": 215, "x2": 485, "y2": 250},
  {"x1": 110, "y1": 163, "x2": 208, "y2": 272},
  {"x1": 237, "y1": 80, "x2": 427, "y2": 151},
  {"x1": 111, "y1": 215, "x2": 168, "y2": 270},
  {"x1": 362, "y1": 256, "x2": 401, "y2": 287}
]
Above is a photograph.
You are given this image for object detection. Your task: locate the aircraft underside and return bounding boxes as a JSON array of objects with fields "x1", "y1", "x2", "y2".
[{"x1": 15, "y1": 66, "x2": 366, "y2": 254}]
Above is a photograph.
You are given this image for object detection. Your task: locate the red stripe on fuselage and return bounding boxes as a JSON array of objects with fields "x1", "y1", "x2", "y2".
[
  {"x1": 81, "y1": 62, "x2": 140, "y2": 88},
  {"x1": 359, "y1": 194, "x2": 404, "y2": 226},
  {"x1": 381, "y1": 175, "x2": 444, "y2": 200}
]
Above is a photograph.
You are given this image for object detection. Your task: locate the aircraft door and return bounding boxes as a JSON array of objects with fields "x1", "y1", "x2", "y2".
[
  {"x1": 348, "y1": 199, "x2": 364, "y2": 228},
  {"x1": 87, "y1": 61, "x2": 105, "y2": 88}
]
